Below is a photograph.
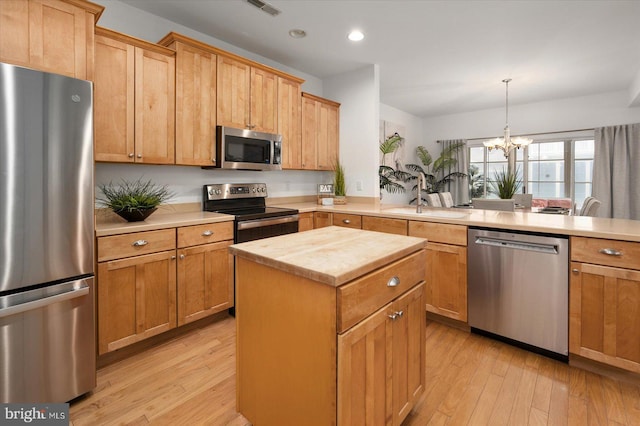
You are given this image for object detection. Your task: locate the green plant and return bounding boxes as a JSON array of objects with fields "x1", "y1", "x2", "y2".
[
  {"x1": 379, "y1": 133, "x2": 412, "y2": 194},
  {"x1": 468, "y1": 165, "x2": 484, "y2": 198},
  {"x1": 98, "y1": 178, "x2": 174, "y2": 213},
  {"x1": 333, "y1": 159, "x2": 346, "y2": 196},
  {"x1": 405, "y1": 143, "x2": 467, "y2": 203},
  {"x1": 489, "y1": 167, "x2": 522, "y2": 199}
]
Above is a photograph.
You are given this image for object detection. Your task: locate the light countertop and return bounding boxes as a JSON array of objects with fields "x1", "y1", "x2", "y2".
[
  {"x1": 95, "y1": 210, "x2": 233, "y2": 237},
  {"x1": 280, "y1": 202, "x2": 640, "y2": 242},
  {"x1": 229, "y1": 226, "x2": 427, "y2": 287}
]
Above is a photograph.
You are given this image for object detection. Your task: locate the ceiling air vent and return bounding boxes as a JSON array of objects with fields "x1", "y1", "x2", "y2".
[{"x1": 246, "y1": 0, "x2": 281, "y2": 16}]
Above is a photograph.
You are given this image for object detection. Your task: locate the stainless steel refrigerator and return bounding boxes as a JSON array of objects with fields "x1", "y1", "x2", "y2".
[{"x1": 0, "y1": 62, "x2": 95, "y2": 402}]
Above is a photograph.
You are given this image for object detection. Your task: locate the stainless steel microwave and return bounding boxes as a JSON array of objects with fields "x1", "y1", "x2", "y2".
[{"x1": 211, "y1": 126, "x2": 282, "y2": 171}]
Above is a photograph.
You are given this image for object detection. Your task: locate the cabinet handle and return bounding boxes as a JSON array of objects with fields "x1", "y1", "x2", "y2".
[
  {"x1": 202, "y1": 230, "x2": 213, "y2": 236},
  {"x1": 137, "y1": 154, "x2": 142, "y2": 159},
  {"x1": 388, "y1": 311, "x2": 404, "y2": 320},
  {"x1": 171, "y1": 255, "x2": 176, "y2": 260},
  {"x1": 387, "y1": 276, "x2": 400, "y2": 287},
  {"x1": 342, "y1": 219, "x2": 350, "y2": 224},
  {"x1": 599, "y1": 248, "x2": 622, "y2": 256},
  {"x1": 128, "y1": 153, "x2": 134, "y2": 158},
  {"x1": 132, "y1": 240, "x2": 148, "y2": 247},
  {"x1": 180, "y1": 254, "x2": 185, "y2": 260},
  {"x1": 572, "y1": 268, "x2": 579, "y2": 273}
]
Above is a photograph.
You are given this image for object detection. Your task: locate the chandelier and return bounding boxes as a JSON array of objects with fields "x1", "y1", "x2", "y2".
[{"x1": 483, "y1": 78, "x2": 532, "y2": 157}]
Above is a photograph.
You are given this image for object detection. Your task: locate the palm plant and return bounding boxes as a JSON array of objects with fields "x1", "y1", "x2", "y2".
[
  {"x1": 468, "y1": 165, "x2": 484, "y2": 198},
  {"x1": 405, "y1": 142, "x2": 467, "y2": 203},
  {"x1": 379, "y1": 133, "x2": 412, "y2": 194}
]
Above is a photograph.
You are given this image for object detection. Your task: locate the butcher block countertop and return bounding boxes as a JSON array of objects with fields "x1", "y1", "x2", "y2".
[{"x1": 229, "y1": 226, "x2": 427, "y2": 287}]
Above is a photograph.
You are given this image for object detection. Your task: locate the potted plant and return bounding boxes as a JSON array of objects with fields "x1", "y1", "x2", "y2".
[
  {"x1": 489, "y1": 167, "x2": 522, "y2": 199},
  {"x1": 98, "y1": 178, "x2": 174, "y2": 222},
  {"x1": 333, "y1": 159, "x2": 347, "y2": 205},
  {"x1": 379, "y1": 133, "x2": 412, "y2": 197}
]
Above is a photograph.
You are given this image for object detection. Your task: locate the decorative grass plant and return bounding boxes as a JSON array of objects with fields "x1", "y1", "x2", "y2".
[{"x1": 98, "y1": 178, "x2": 174, "y2": 222}]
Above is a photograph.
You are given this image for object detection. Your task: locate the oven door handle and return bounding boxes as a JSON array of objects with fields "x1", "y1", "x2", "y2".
[{"x1": 236, "y1": 214, "x2": 299, "y2": 230}]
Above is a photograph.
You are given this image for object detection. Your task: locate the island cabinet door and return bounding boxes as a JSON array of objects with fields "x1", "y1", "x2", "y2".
[
  {"x1": 176, "y1": 241, "x2": 233, "y2": 326},
  {"x1": 337, "y1": 303, "x2": 392, "y2": 426},
  {"x1": 390, "y1": 283, "x2": 425, "y2": 426},
  {"x1": 569, "y1": 262, "x2": 640, "y2": 373}
]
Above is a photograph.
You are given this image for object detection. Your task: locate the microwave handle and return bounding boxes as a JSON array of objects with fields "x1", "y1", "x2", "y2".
[{"x1": 273, "y1": 140, "x2": 282, "y2": 165}]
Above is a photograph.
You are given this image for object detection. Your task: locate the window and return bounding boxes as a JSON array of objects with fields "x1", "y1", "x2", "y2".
[{"x1": 468, "y1": 134, "x2": 594, "y2": 209}]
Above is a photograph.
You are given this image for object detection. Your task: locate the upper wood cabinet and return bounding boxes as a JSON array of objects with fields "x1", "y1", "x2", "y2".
[
  {"x1": 217, "y1": 55, "x2": 283, "y2": 134},
  {"x1": 94, "y1": 27, "x2": 175, "y2": 164},
  {"x1": 0, "y1": 0, "x2": 103, "y2": 79},
  {"x1": 159, "y1": 33, "x2": 217, "y2": 166},
  {"x1": 278, "y1": 77, "x2": 302, "y2": 169},
  {"x1": 301, "y1": 92, "x2": 340, "y2": 171}
]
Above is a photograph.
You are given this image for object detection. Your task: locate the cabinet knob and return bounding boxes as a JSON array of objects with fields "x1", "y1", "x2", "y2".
[
  {"x1": 342, "y1": 219, "x2": 350, "y2": 224},
  {"x1": 137, "y1": 154, "x2": 142, "y2": 159},
  {"x1": 128, "y1": 153, "x2": 134, "y2": 158},
  {"x1": 599, "y1": 248, "x2": 622, "y2": 256},
  {"x1": 387, "y1": 276, "x2": 400, "y2": 287},
  {"x1": 572, "y1": 268, "x2": 579, "y2": 273},
  {"x1": 202, "y1": 230, "x2": 213, "y2": 236},
  {"x1": 171, "y1": 255, "x2": 176, "y2": 260},
  {"x1": 132, "y1": 240, "x2": 148, "y2": 247},
  {"x1": 180, "y1": 254, "x2": 185, "y2": 260}
]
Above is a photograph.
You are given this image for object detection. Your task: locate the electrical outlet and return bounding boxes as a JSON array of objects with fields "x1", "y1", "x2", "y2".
[{"x1": 356, "y1": 180, "x2": 363, "y2": 191}]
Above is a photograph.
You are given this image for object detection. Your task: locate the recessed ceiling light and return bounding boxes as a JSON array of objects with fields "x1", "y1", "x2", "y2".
[
  {"x1": 288, "y1": 29, "x2": 307, "y2": 39},
  {"x1": 348, "y1": 30, "x2": 364, "y2": 42}
]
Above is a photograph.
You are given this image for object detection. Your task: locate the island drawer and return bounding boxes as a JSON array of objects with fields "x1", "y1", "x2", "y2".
[
  {"x1": 332, "y1": 213, "x2": 362, "y2": 229},
  {"x1": 177, "y1": 222, "x2": 233, "y2": 248},
  {"x1": 97, "y1": 229, "x2": 176, "y2": 262},
  {"x1": 409, "y1": 221, "x2": 467, "y2": 246},
  {"x1": 571, "y1": 237, "x2": 640, "y2": 270},
  {"x1": 337, "y1": 249, "x2": 425, "y2": 332}
]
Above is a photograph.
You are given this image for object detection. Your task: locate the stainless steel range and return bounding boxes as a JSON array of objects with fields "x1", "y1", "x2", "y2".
[
  {"x1": 203, "y1": 183, "x2": 299, "y2": 315},
  {"x1": 203, "y1": 183, "x2": 299, "y2": 243}
]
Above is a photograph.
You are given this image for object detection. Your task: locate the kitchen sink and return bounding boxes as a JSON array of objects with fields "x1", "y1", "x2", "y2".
[{"x1": 382, "y1": 207, "x2": 469, "y2": 219}]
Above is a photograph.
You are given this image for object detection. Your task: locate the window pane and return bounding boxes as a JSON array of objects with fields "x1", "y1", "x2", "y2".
[
  {"x1": 469, "y1": 147, "x2": 484, "y2": 163},
  {"x1": 575, "y1": 140, "x2": 594, "y2": 159},
  {"x1": 575, "y1": 160, "x2": 593, "y2": 182},
  {"x1": 538, "y1": 161, "x2": 564, "y2": 181},
  {"x1": 538, "y1": 142, "x2": 564, "y2": 160},
  {"x1": 574, "y1": 183, "x2": 592, "y2": 209},
  {"x1": 537, "y1": 182, "x2": 564, "y2": 198},
  {"x1": 488, "y1": 149, "x2": 507, "y2": 162}
]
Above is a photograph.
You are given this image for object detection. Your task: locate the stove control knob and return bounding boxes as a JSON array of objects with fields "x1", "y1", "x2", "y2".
[
  {"x1": 215, "y1": 189, "x2": 222, "y2": 195},
  {"x1": 208, "y1": 189, "x2": 214, "y2": 196}
]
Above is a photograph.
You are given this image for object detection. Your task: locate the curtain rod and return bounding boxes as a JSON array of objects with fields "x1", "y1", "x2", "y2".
[{"x1": 458, "y1": 127, "x2": 595, "y2": 142}]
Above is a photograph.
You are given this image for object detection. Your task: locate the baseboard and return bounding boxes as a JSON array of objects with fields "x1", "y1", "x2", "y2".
[{"x1": 426, "y1": 312, "x2": 470, "y2": 332}]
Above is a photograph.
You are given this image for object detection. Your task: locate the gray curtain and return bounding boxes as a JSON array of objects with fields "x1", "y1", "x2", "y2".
[
  {"x1": 592, "y1": 123, "x2": 640, "y2": 219},
  {"x1": 440, "y1": 139, "x2": 469, "y2": 205}
]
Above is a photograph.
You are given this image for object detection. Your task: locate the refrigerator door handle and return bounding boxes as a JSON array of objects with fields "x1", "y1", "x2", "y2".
[{"x1": 0, "y1": 284, "x2": 89, "y2": 319}]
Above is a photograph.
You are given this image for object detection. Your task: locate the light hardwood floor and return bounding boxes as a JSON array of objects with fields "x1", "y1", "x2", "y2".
[{"x1": 71, "y1": 316, "x2": 640, "y2": 425}]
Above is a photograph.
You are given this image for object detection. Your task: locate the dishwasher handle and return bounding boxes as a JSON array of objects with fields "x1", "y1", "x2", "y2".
[{"x1": 474, "y1": 236, "x2": 559, "y2": 255}]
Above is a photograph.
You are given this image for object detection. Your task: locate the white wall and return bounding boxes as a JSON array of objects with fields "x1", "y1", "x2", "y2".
[
  {"x1": 324, "y1": 65, "x2": 380, "y2": 199},
  {"x1": 422, "y1": 90, "x2": 640, "y2": 143},
  {"x1": 379, "y1": 104, "x2": 426, "y2": 205},
  {"x1": 93, "y1": 0, "x2": 328, "y2": 203}
]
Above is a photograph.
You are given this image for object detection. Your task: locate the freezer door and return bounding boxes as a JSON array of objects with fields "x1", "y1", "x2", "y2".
[
  {"x1": 0, "y1": 62, "x2": 94, "y2": 292},
  {"x1": 0, "y1": 277, "x2": 96, "y2": 403}
]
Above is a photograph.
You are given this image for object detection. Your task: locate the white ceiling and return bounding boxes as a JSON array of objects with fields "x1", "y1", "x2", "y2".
[{"x1": 119, "y1": 0, "x2": 640, "y2": 118}]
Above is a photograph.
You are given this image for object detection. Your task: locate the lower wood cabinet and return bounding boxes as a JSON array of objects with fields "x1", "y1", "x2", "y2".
[
  {"x1": 314, "y1": 211, "x2": 332, "y2": 228},
  {"x1": 569, "y1": 237, "x2": 640, "y2": 373},
  {"x1": 298, "y1": 212, "x2": 314, "y2": 232},
  {"x1": 333, "y1": 213, "x2": 362, "y2": 229},
  {"x1": 96, "y1": 221, "x2": 234, "y2": 354},
  {"x1": 409, "y1": 221, "x2": 468, "y2": 321},
  {"x1": 97, "y1": 250, "x2": 177, "y2": 355},
  {"x1": 363, "y1": 216, "x2": 407, "y2": 235}
]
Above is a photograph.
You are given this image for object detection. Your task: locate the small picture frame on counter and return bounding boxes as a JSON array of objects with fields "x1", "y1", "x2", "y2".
[{"x1": 317, "y1": 183, "x2": 334, "y2": 205}]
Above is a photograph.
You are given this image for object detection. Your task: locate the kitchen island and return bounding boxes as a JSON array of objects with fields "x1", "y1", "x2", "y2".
[{"x1": 230, "y1": 226, "x2": 427, "y2": 426}]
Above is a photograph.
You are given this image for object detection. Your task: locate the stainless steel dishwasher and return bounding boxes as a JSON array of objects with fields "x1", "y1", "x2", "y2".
[{"x1": 467, "y1": 228, "x2": 569, "y2": 359}]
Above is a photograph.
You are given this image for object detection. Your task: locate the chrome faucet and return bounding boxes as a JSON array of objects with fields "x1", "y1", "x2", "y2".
[{"x1": 416, "y1": 173, "x2": 426, "y2": 213}]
